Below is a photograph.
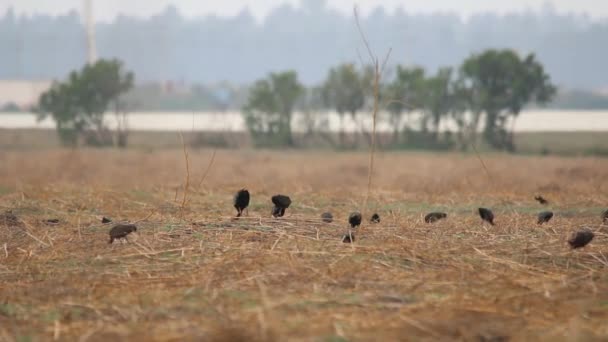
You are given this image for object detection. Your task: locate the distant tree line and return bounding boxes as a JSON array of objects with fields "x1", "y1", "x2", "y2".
[
  {"x1": 35, "y1": 48, "x2": 555, "y2": 151},
  {"x1": 0, "y1": 1, "x2": 606, "y2": 89},
  {"x1": 243, "y1": 49, "x2": 556, "y2": 152}
]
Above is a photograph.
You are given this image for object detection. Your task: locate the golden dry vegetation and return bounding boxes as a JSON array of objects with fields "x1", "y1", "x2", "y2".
[{"x1": 1, "y1": 149, "x2": 608, "y2": 341}]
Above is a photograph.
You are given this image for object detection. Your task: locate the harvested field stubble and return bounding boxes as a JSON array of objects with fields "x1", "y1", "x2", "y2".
[{"x1": 1, "y1": 149, "x2": 608, "y2": 341}]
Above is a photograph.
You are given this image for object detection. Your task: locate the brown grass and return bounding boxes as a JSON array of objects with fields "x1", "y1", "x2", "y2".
[{"x1": 1, "y1": 149, "x2": 608, "y2": 341}]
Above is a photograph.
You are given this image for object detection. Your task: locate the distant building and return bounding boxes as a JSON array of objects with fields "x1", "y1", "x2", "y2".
[
  {"x1": 0, "y1": 80, "x2": 52, "y2": 110},
  {"x1": 161, "y1": 80, "x2": 192, "y2": 95},
  {"x1": 596, "y1": 88, "x2": 608, "y2": 96}
]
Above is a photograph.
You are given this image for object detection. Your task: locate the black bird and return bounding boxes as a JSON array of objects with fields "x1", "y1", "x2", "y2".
[
  {"x1": 271, "y1": 195, "x2": 292, "y2": 218},
  {"x1": 233, "y1": 189, "x2": 250, "y2": 217},
  {"x1": 478, "y1": 208, "x2": 495, "y2": 225},
  {"x1": 425, "y1": 212, "x2": 447, "y2": 223},
  {"x1": 321, "y1": 212, "x2": 333, "y2": 223},
  {"x1": 568, "y1": 229, "x2": 594, "y2": 249},
  {"x1": 109, "y1": 224, "x2": 137, "y2": 244},
  {"x1": 535, "y1": 195, "x2": 549, "y2": 205},
  {"x1": 537, "y1": 211, "x2": 554, "y2": 225},
  {"x1": 349, "y1": 212, "x2": 362, "y2": 228},
  {"x1": 342, "y1": 234, "x2": 355, "y2": 243},
  {"x1": 101, "y1": 217, "x2": 112, "y2": 224},
  {"x1": 370, "y1": 213, "x2": 380, "y2": 224},
  {"x1": 602, "y1": 209, "x2": 608, "y2": 224}
]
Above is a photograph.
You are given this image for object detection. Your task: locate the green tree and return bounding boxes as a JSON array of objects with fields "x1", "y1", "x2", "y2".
[
  {"x1": 447, "y1": 78, "x2": 475, "y2": 151},
  {"x1": 385, "y1": 66, "x2": 426, "y2": 145},
  {"x1": 460, "y1": 49, "x2": 556, "y2": 151},
  {"x1": 243, "y1": 71, "x2": 304, "y2": 147},
  {"x1": 420, "y1": 67, "x2": 455, "y2": 144},
  {"x1": 321, "y1": 63, "x2": 366, "y2": 146},
  {"x1": 37, "y1": 59, "x2": 134, "y2": 146}
]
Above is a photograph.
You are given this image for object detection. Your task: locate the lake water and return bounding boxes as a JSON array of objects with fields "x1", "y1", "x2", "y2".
[{"x1": 1, "y1": 110, "x2": 608, "y2": 132}]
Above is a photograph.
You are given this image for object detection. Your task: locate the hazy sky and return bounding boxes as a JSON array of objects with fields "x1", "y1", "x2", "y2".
[{"x1": 0, "y1": 0, "x2": 606, "y2": 20}]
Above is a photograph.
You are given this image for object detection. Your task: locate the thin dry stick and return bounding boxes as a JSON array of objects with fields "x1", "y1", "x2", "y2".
[
  {"x1": 365, "y1": 61, "x2": 380, "y2": 211},
  {"x1": 20, "y1": 221, "x2": 50, "y2": 247},
  {"x1": 77, "y1": 216, "x2": 82, "y2": 241},
  {"x1": 354, "y1": 6, "x2": 375, "y2": 64},
  {"x1": 354, "y1": 6, "x2": 392, "y2": 215},
  {"x1": 54, "y1": 319, "x2": 61, "y2": 341},
  {"x1": 471, "y1": 142, "x2": 493, "y2": 181},
  {"x1": 132, "y1": 211, "x2": 154, "y2": 224},
  {"x1": 179, "y1": 132, "x2": 190, "y2": 216},
  {"x1": 197, "y1": 148, "x2": 218, "y2": 188}
]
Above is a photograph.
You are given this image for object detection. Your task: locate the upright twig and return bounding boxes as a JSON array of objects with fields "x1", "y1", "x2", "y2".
[
  {"x1": 354, "y1": 6, "x2": 392, "y2": 216},
  {"x1": 197, "y1": 149, "x2": 218, "y2": 188},
  {"x1": 179, "y1": 132, "x2": 190, "y2": 217},
  {"x1": 471, "y1": 143, "x2": 493, "y2": 181}
]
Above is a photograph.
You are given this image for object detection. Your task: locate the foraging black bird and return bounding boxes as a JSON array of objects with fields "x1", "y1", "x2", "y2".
[
  {"x1": 370, "y1": 213, "x2": 380, "y2": 224},
  {"x1": 568, "y1": 229, "x2": 594, "y2": 249},
  {"x1": 271, "y1": 195, "x2": 292, "y2": 218},
  {"x1": 321, "y1": 212, "x2": 333, "y2": 223},
  {"x1": 602, "y1": 209, "x2": 608, "y2": 224},
  {"x1": 478, "y1": 208, "x2": 495, "y2": 225},
  {"x1": 537, "y1": 211, "x2": 554, "y2": 225},
  {"x1": 534, "y1": 195, "x2": 549, "y2": 205},
  {"x1": 108, "y1": 224, "x2": 137, "y2": 244},
  {"x1": 101, "y1": 217, "x2": 112, "y2": 224},
  {"x1": 425, "y1": 212, "x2": 447, "y2": 223},
  {"x1": 342, "y1": 234, "x2": 355, "y2": 243},
  {"x1": 349, "y1": 212, "x2": 362, "y2": 228},
  {"x1": 233, "y1": 189, "x2": 250, "y2": 217}
]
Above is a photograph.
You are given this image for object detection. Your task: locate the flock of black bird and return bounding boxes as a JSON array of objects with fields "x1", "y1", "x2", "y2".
[{"x1": 100, "y1": 189, "x2": 608, "y2": 250}]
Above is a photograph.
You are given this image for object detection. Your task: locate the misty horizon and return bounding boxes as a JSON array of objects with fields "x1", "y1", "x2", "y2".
[
  {"x1": 1, "y1": 0, "x2": 607, "y2": 22},
  {"x1": 1, "y1": 0, "x2": 607, "y2": 90}
]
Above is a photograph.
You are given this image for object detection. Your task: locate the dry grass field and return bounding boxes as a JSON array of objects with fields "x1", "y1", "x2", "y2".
[{"x1": 1, "y1": 148, "x2": 608, "y2": 341}]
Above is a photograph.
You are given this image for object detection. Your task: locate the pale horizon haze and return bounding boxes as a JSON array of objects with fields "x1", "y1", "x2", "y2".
[{"x1": 0, "y1": 0, "x2": 606, "y2": 21}]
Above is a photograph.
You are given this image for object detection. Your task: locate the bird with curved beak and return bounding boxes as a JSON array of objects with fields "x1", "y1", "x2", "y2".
[
  {"x1": 109, "y1": 224, "x2": 137, "y2": 244},
  {"x1": 343, "y1": 212, "x2": 362, "y2": 243},
  {"x1": 425, "y1": 212, "x2": 447, "y2": 223},
  {"x1": 537, "y1": 211, "x2": 553, "y2": 225},
  {"x1": 233, "y1": 189, "x2": 250, "y2": 217},
  {"x1": 271, "y1": 195, "x2": 291, "y2": 218},
  {"x1": 568, "y1": 229, "x2": 594, "y2": 249},
  {"x1": 478, "y1": 208, "x2": 495, "y2": 225}
]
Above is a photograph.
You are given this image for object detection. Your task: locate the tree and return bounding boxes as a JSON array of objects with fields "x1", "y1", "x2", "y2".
[
  {"x1": 384, "y1": 66, "x2": 426, "y2": 145},
  {"x1": 243, "y1": 71, "x2": 304, "y2": 147},
  {"x1": 298, "y1": 86, "x2": 332, "y2": 142},
  {"x1": 448, "y1": 78, "x2": 476, "y2": 151},
  {"x1": 113, "y1": 96, "x2": 137, "y2": 148},
  {"x1": 321, "y1": 63, "x2": 366, "y2": 146},
  {"x1": 420, "y1": 67, "x2": 454, "y2": 144},
  {"x1": 460, "y1": 50, "x2": 556, "y2": 150},
  {"x1": 0, "y1": 102, "x2": 20, "y2": 112},
  {"x1": 37, "y1": 59, "x2": 134, "y2": 146}
]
